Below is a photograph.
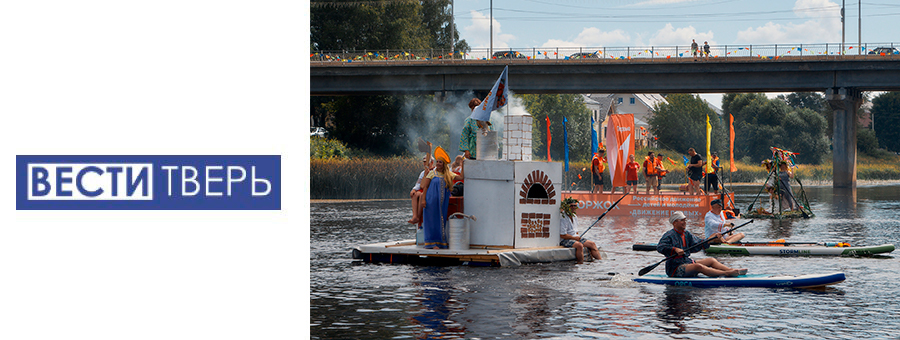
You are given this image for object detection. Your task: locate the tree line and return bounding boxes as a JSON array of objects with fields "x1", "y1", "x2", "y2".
[{"x1": 311, "y1": 0, "x2": 471, "y2": 156}]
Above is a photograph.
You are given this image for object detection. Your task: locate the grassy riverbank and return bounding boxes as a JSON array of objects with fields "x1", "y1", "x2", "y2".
[{"x1": 310, "y1": 150, "x2": 900, "y2": 199}]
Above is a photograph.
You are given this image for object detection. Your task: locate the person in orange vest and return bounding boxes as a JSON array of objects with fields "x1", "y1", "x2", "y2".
[
  {"x1": 591, "y1": 150, "x2": 606, "y2": 194},
  {"x1": 655, "y1": 154, "x2": 668, "y2": 194},
  {"x1": 643, "y1": 151, "x2": 657, "y2": 194}
]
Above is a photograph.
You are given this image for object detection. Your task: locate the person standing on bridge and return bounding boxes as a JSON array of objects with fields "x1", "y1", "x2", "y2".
[
  {"x1": 460, "y1": 98, "x2": 492, "y2": 160},
  {"x1": 691, "y1": 39, "x2": 699, "y2": 61},
  {"x1": 703, "y1": 41, "x2": 711, "y2": 60}
]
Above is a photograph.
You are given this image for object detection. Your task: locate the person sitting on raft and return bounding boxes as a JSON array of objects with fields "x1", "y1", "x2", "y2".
[
  {"x1": 407, "y1": 142, "x2": 433, "y2": 224},
  {"x1": 420, "y1": 146, "x2": 462, "y2": 249},
  {"x1": 658, "y1": 211, "x2": 747, "y2": 277},
  {"x1": 559, "y1": 197, "x2": 602, "y2": 264},
  {"x1": 705, "y1": 199, "x2": 745, "y2": 244}
]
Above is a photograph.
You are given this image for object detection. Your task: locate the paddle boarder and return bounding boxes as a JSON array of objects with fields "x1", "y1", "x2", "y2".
[
  {"x1": 657, "y1": 211, "x2": 747, "y2": 277},
  {"x1": 705, "y1": 199, "x2": 745, "y2": 244}
]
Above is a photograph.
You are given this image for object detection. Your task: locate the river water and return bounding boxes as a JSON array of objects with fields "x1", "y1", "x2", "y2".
[{"x1": 310, "y1": 185, "x2": 900, "y2": 339}]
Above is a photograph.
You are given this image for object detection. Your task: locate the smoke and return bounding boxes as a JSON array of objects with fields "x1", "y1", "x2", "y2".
[{"x1": 398, "y1": 90, "x2": 532, "y2": 158}]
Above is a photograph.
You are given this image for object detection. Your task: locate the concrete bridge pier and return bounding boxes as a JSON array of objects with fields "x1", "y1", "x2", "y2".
[{"x1": 826, "y1": 87, "x2": 862, "y2": 189}]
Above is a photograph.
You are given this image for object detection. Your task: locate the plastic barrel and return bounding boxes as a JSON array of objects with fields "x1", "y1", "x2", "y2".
[{"x1": 448, "y1": 215, "x2": 470, "y2": 250}]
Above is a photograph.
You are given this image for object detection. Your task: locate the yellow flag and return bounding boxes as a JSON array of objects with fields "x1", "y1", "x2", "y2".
[{"x1": 706, "y1": 114, "x2": 713, "y2": 173}]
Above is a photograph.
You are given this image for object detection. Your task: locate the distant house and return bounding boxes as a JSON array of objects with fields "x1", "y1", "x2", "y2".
[{"x1": 585, "y1": 93, "x2": 668, "y2": 149}]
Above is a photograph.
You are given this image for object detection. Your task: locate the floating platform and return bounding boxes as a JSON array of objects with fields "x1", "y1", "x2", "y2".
[
  {"x1": 565, "y1": 190, "x2": 734, "y2": 219},
  {"x1": 742, "y1": 209, "x2": 814, "y2": 219},
  {"x1": 633, "y1": 272, "x2": 846, "y2": 288},
  {"x1": 352, "y1": 239, "x2": 585, "y2": 267}
]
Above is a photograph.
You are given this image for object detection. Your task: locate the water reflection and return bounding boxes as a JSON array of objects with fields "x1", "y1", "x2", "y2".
[
  {"x1": 831, "y1": 187, "x2": 858, "y2": 219},
  {"x1": 510, "y1": 286, "x2": 555, "y2": 337},
  {"x1": 656, "y1": 286, "x2": 704, "y2": 334},
  {"x1": 764, "y1": 219, "x2": 798, "y2": 239},
  {"x1": 410, "y1": 267, "x2": 466, "y2": 339}
]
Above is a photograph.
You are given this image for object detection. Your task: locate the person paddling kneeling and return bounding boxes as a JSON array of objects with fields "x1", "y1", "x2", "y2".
[{"x1": 657, "y1": 211, "x2": 747, "y2": 277}]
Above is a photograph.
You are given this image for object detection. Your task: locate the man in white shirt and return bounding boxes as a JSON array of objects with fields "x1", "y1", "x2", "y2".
[
  {"x1": 705, "y1": 199, "x2": 745, "y2": 244},
  {"x1": 559, "y1": 198, "x2": 602, "y2": 264}
]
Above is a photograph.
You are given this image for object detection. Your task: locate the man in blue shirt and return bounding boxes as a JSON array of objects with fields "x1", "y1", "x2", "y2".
[{"x1": 657, "y1": 211, "x2": 747, "y2": 277}]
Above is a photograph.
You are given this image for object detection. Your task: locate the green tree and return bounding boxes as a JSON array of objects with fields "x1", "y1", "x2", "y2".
[
  {"x1": 778, "y1": 92, "x2": 826, "y2": 112},
  {"x1": 420, "y1": 0, "x2": 470, "y2": 54},
  {"x1": 311, "y1": 1, "x2": 428, "y2": 51},
  {"x1": 524, "y1": 94, "x2": 592, "y2": 162},
  {"x1": 322, "y1": 96, "x2": 407, "y2": 156},
  {"x1": 857, "y1": 128, "x2": 879, "y2": 155},
  {"x1": 649, "y1": 94, "x2": 726, "y2": 156},
  {"x1": 783, "y1": 108, "x2": 829, "y2": 164},
  {"x1": 872, "y1": 92, "x2": 900, "y2": 153},
  {"x1": 723, "y1": 93, "x2": 829, "y2": 164},
  {"x1": 779, "y1": 92, "x2": 833, "y2": 135},
  {"x1": 311, "y1": 0, "x2": 467, "y2": 52}
]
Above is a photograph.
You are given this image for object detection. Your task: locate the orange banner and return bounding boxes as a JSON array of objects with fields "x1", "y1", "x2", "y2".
[
  {"x1": 729, "y1": 113, "x2": 736, "y2": 172},
  {"x1": 605, "y1": 114, "x2": 635, "y2": 187}
]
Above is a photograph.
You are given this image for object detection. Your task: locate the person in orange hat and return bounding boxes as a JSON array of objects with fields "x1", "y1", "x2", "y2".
[{"x1": 420, "y1": 146, "x2": 463, "y2": 249}]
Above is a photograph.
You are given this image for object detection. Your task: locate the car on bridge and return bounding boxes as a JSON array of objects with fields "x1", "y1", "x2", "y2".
[
  {"x1": 569, "y1": 52, "x2": 600, "y2": 59},
  {"x1": 868, "y1": 47, "x2": 899, "y2": 55},
  {"x1": 491, "y1": 50, "x2": 526, "y2": 59}
]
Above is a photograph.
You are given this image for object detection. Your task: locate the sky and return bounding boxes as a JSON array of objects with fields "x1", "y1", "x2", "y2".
[{"x1": 452, "y1": 0, "x2": 900, "y2": 106}]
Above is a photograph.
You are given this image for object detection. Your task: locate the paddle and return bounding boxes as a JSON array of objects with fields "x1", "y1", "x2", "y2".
[
  {"x1": 637, "y1": 220, "x2": 754, "y2": 276},
  {"x1": 787, "y1": 177, "x2": 812, "y2": 218},
  {"x1": 578, "y1": 193, "x2": 629, "y2": 239}
]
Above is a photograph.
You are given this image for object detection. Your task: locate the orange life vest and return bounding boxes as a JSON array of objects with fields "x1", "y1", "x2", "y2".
[
  {"x1": 644, "y1": 157, "x2": 657, "y2": 175},
  {"x1": 655, "y1": 157, "x2": 668, "y2": 176}
]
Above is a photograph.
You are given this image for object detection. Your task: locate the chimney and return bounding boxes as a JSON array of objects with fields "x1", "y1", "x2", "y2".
[{"x1": 502, "y1": 114, "x2": 533, "y2": 161}]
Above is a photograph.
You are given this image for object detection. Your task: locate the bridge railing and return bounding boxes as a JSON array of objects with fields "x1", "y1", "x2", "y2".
[{"x1": 311, "y1": 43, "x2": 898, "y2": 63}]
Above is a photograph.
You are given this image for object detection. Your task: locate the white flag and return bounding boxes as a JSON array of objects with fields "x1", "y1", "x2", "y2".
[{"x1": 469, "y1": 66, "x2": 508, "y2": 121}]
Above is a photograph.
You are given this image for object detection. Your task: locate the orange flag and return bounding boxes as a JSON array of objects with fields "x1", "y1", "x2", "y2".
[
  {"x1": 546, "y1": 115, "x2": 552, "y2": 161},
  {"x1": 729, "y1": 113, "x2": 737, "y2": 172}
]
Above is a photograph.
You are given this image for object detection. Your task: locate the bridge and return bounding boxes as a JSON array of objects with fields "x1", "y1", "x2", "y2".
[{"x1": 310, "y1": 48, "x2": 900, "y2": 189}]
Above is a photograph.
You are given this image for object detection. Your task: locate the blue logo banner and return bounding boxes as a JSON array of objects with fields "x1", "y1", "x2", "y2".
[{"x1": 16, "y1": 155, "x2": 281, "y2": 210}]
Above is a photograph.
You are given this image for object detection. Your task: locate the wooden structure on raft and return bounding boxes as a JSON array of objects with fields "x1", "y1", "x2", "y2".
[
  {"x1": 743, "y1": 148, "x2": 814, "y2": 219},
  {"x1": 353, "y1": 114, "x2": 591, "y2": 266}
]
